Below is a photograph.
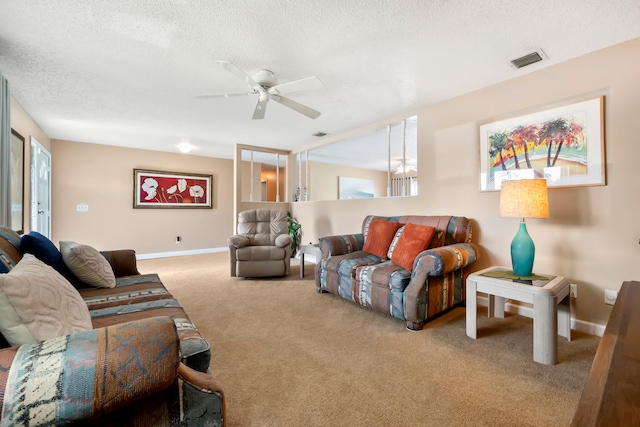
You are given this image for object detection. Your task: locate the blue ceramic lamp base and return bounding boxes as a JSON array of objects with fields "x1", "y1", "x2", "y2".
[{"x1": 510, "y1": 221, "x2": 535, "y2": 277}]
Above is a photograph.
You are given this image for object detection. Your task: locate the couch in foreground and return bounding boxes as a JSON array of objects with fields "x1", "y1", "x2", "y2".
[
  {"x1": 315, "y1": 215, "x2": 479, "y2": 330},
  {"x1": 0, "y1": 227, "x2": 225, "y2": 426}
]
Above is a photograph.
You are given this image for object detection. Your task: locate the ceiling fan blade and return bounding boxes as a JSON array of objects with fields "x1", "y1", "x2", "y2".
[
  {"x1": 252, "y1": 96, "x2": 268, "y2": 120},
  {"x1": 268, "y1": 76, "x2": 324, "y2": 95},
  {"x1": 195, "y1": 92, "x2": 254, "y2": 99},
  {"x1": 215, "y1": 61, "x2": 261, "y2": 89},
  {"x1": 270, "y1": 94, "x2": 321, "y2": 119}
]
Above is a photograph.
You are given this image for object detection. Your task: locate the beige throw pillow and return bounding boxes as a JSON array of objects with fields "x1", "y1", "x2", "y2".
[
  {"x1": 0, "y1": 254, "x2": 92, "y2": 346},
  {"x1": 60, "y1": 241, "x2": 116, "y2": 288}
]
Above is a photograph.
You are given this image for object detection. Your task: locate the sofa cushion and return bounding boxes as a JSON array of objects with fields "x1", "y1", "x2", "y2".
[
  {"x1": 386, "y1": 226, "x2": 405, "y2": 259},
  {"x1": 391, "y1": 223, "x2": 436, "y2": 272},
  {"x1": 362, "y1": 218, "x2": 401, "y2": 260},
  {"x1": 88, "y1": 300, "x2": 211, "y2": 373},
  {"x1": 357, "y1": 261, "x2": 412, "y2": 291},
  {"x1": 354, "y1": 261, "x2": 409, "y2": 319},
  {"x1": 82, "y1": 273, "x2": 211, "y2": 372},
  {"x1": 60, "y1": 241, "x2": 116, "y2": 288},
  {"x1": 20, "y1": 231, "x2": 79, "y2": 285},
  {"x1": 323, "y1": 251, "x2": 382, "y2": 279},
  {"x1": 0, "y1": 254, "x2": 92, "y2": 346},
  {"x1": 80, "y1": 275, "x2": 171, "y2": 310},
  {"x1": 236, "y1": 246, "x2": 286, "y2": 261},
  {"x1": 237, "y1": 209, "x2": 288, "y2": 246},
  {"x1": 429, "y1": 230, "x2": 446, "y2": 249}
]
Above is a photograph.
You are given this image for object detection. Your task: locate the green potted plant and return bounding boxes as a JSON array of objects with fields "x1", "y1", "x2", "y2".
[{"x1": 287, "y1": 212, "x2": 301, "y2": 257}]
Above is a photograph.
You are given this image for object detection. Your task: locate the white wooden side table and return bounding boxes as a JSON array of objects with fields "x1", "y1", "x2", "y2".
[{"x1": 466, "y1": 266, "x2": 571, "y2": 365}]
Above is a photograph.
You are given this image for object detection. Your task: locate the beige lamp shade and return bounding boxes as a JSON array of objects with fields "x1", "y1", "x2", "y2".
[{"x1": 499, "y1": 179, "x2": 549, "y2": 219}]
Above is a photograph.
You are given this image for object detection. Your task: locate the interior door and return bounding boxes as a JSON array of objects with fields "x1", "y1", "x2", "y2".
[{"x1": 30, "y1": 137, "x2": 51, "y2": 238}]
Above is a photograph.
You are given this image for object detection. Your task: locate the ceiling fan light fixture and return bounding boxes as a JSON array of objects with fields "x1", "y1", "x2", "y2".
[
  {"x1": 254, "y1": 69, "x2": 279, "y2": 88},
  {"x1": 395, "y1": 161, "x2": 416, "y2": 174}
]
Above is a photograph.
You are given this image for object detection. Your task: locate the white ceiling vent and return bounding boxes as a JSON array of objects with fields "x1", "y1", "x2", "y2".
[{"x1": 510, "y1": 50, "x2": 547, "y2": 69}]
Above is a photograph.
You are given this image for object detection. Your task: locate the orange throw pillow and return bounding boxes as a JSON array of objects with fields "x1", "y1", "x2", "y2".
[
  {"x1": 362, "y1": 218, "x2": 401, "y2": 260},
  {"x1": 391, "y1": 223, "x2": 436, "y2": 272}
]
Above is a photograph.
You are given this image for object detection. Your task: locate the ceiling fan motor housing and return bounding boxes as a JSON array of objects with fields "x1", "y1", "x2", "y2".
[{"x1": 254, "y1": 69, "x2": 279, "y2": 88}]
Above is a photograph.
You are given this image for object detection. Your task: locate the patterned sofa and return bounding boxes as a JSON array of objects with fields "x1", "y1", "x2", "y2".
[
  {"x1": 0, "y1": 227, "x2": 225, "y2": 426},
  {"x1": 315, "y1": 215, "x2": 479, "y2": 330}
]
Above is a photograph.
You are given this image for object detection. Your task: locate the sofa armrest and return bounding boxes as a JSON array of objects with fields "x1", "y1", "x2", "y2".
[
  {"x1": 0, "y1": 316, "x2": 180, "y2": 425},
  {"x1": 413, "y1": 242, "x2": 480, "y2": 277},
  {"x1": 100, "y1": 249, "x2": 140, "y2": 277},
  {"x1": 403, "y1": 243, "x2": 480, "y2": 328},
  {"x1": 87, "y1": 363, "x2": 226, "y2": 426},
  {"x1": 228, "y1": 235, "x2": 249, "y2": 249},
  {"x1": 177, "y1": 364, "x2": 226, "y2": 425},
  {"x1": 318, "y1": 233, "x2": 365, "y2": 259},
  {"x1": 275, "y1": 234, "x2": 293, "y2": 248}
]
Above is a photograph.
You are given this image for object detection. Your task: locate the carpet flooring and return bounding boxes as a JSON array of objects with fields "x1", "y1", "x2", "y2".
[{"x1": 138, "y1": 253, "x2": 599, "y2": 427}]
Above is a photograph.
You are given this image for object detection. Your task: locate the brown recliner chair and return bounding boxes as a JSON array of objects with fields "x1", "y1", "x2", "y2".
[{"x1": 228, "y1": 209, "x2": 293, "y2": 277}]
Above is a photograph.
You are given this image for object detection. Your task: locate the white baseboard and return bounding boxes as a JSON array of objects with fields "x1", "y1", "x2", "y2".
[
  {"x1": 136, "y1": 247, "x2": 228, "y2": 260},
  {"x1": 476, "y1": 295, "x2": 606, "y2": 337}
]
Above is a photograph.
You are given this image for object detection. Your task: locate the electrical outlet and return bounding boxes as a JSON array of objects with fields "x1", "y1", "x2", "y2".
[
  {"x1": 604, "y1": 289, "x2": 618, "y2": 305},
  {"x1": 176, "y1": 236, "x2": 181, "y2": 244},
  {"x1": 76, "y1": 204, "x2": 89, "y2": 212},
  {"x1": 570, "y1": 284, "x2": 578, "y2": 299}
]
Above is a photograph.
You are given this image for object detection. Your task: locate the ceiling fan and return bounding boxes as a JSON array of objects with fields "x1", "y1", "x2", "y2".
[{"x1": 196, "y1": 61, "x2": 323, "y2": 120}]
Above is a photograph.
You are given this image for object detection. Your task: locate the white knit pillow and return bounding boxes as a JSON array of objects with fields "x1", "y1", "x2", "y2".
[
  {"x1": 60, "y1": 241, "x2": 116, "y2": 288},
  {"x1": 0, "y1": 254, "x2": 92, "y2": 346}
]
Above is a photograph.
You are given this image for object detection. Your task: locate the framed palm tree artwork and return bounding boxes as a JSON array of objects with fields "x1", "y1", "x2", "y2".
[
  {"x1": 133, "y1": 169, "x2": 213, "y2": 208},
  {"x1": 479, "y1": 96, "x2": 605, "y2": 191}
]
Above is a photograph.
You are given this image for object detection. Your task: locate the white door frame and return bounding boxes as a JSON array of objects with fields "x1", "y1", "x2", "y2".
[{"x1": 30, "y1": 137, "x2": 51, "y2": 238}]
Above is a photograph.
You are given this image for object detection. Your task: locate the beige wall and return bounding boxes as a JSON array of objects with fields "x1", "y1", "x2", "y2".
[
  {"x1": 50, "y1": 139, "x2": 234, "y2": 255},
  {"x1": 292, "y1": 37, "x2": 640, "y2": 328},
  {"x1": 9, "y1": 96, "x2": 51, "y2": 233}
]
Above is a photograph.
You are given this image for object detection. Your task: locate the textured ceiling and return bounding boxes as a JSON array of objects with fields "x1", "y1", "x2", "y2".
[{"x1": 1, "y1": 0, "x2": 639, "y2": 160}]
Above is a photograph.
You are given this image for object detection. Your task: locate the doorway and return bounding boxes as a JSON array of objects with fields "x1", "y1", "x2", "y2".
[{"x1": 30, "y1": 137, "x2": 51, "y2": 238}]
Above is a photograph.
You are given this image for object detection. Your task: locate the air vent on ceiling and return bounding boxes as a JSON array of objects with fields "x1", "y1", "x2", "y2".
[
  {"x1": 313, "y1": 132, "x2": 328, "y2": 137},
  {"x1": 510, "y1": 50, "x2": 547, "y2": 69}
]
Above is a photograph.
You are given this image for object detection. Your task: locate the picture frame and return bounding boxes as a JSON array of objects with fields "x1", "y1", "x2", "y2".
[
  {"x1": 133, "y1": 169, "x2": 212, "y2": 208},
  {"x1": 479, "y1": 96, "x2": 605, "y2": 191}
]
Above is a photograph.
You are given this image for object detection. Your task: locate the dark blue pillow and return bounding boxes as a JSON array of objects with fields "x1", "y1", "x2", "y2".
[
  {"x1": 0, "y1": 260, "x2": 8, "y2": 273},
  {"x1": 20, "y1": 231, "x2": 78, "y2": 284}
]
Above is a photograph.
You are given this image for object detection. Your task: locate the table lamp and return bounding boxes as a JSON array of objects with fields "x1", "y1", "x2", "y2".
[{"x1": 499, "y1": 179, "x2": 549, "y2": 276}]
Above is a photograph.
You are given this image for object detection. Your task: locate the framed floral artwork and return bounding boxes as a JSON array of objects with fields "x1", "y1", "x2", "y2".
[
  {"x1": 133, "y1": 169, "x2": 212, "y2": 208},
  {"x1": 479, "y1": 96, "x2": 605, "y2": 191}
]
